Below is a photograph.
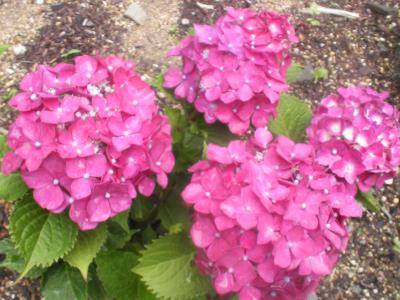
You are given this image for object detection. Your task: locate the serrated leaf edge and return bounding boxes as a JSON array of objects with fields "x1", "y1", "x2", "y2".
[
  {"x1": 9, "y1": 199, "x2": 78, "y2": 277},
  {"x1": 133, "y1": 234, "x2": 211, "y2": 300},
  {"x1": 64, "y1": 223, "x2": 108, "y2": 280}
]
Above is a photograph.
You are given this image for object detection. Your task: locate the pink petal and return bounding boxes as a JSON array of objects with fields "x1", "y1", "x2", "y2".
[
  {"x1": 87, "y1": 197, "x2": 111, "y2": 222},
  {"x1": 71, "y1": 178, "x2": 92, "y2": 199},
  {"x1": 33, "y1": 185, "x2": 65, "y2": 212},
  {"x1": 182, "y1": 183, "x2": 204, "y2": 204}
]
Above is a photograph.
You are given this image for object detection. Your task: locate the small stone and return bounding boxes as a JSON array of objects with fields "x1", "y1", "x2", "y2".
[
  {"x1": 124, "y1": 2, "x2": 148, "y2": 25},
  {"x1": 181, "y1": 18, "x2": 190, "y2": 25},
  {"x1": 34, "y1": 0, "x2": 45, "y2": 4},
  {"x1": 82, "y1": 18, "x2": 95, "y2": 27},
  {"x1": 157, "y1": 92, "x2": 166, "y2": 99},
  {"x1": 50, "y1": 3, "x2": 64, "y2": 11},
  {"x1": 352, "y1": 285, "x2": 362, "y2": 294},
  {"x1": 366, "y1": 2, "x2": 395, "y2": 16},
  {"x1": 13, "y1": 44, "x2": 27, "y2": 56},
  {"x1": 298, "y1": 64, "x2": 314, "y2": 82},
  {"x1": 359, "y1": 65, "x2": 373, "y2": 75}
]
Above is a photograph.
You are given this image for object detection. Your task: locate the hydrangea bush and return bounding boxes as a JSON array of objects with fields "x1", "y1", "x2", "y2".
[
  {"x1": 307, "y1": 86, "x2": 400, "y2": 192},
  {"x1": 182, "y1": 131, "x2": 358, "y2": 299},
  {"x1": 0, "y1": 7, "x2": 399, "y2": 300},
  {"x1": 164, "y1": 8, "x2": 298, "y2": 135},
  {"x1": 2, "y1": 55, "x2": 174, "y2": 230}
]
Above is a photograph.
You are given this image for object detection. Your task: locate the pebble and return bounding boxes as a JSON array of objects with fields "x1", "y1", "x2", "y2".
[
  {"x1": 181, "y1": 18, "x2": 190, "y2": 25},
  {"x1": 298, "y1": 64, "x2": 314, "y2": 82},
  {"x1": 50, "y1": 3, "x2": 64, "y2": 11},
  {"x1": 157, "y1": 92, "x2": 166, "y2": 99},
  {"x1": 366, "y1": 2, "x2": 395, "y2": 16},
  {"x1": 124, "y1": 2, "x2": 148, "y2": 25},
  {"x1": 34, "y1": 0, "x2": 45, "y2": 4},
  {"x1": 12, "y1": 45, "x2": 27, "y2": 56}
]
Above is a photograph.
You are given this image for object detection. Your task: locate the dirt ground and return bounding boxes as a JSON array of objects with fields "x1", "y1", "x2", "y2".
[{"x1": 0, "y1": 0, "x2": 399, "y2": 299}]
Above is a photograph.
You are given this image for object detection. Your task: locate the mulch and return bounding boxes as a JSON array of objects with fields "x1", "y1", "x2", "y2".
[
  {"x1": 179, "y1": 0, "x2": 251, "y2": 35},
  {"x1": 21, "y1": 0, "x2": 125, "y2": 67}
]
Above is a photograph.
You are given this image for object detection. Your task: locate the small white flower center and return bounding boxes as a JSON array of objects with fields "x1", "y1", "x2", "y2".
[
  {"x1": 53, "y1": 179, "x2": 59, "y2": 185},
  {"x1": 30, "y1": 93, "x2": 38, "y2": 101},
  {"x1": 104, "y1": 192, "x2": 111, "y2": 199}
]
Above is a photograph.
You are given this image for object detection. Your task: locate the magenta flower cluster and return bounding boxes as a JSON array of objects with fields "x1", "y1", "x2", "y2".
[
  {"x1": 307, "y1": 86, "x2": 400, "y2": 192},
  {"x1": 164, "y1": 7, "x2": 298, "y2": 135},
  {"x1": 182, "y1": 128, "x2": 365, "y2": 300},
  {"x1": 1, "y1": 55, "x2": 174, "y2": 230}
]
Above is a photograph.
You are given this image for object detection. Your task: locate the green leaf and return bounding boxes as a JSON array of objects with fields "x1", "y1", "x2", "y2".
[
  {"x1": 64, "y1": 223, "x2": 107, "y2": 280},
  {"x1": 2, "y1": 87, "x2": 18, "y2": 102},
  {"x1": 307, "y1": 18, "x2": 321, "y2": 26},
  {"x1": 9, "y1": 197, "x2": 78, "y2": 276},
  {"x1": 96, "y1": 250, "x2": 139, "y2": 300},
  {"x1": 356, "y1": 190, "x2": 380, "y2": 212},
  {"x1": 268, "y1": 94, "x2": 312, "y2": 142},
  {"x1": 61, "y1": 49, "x2": 81, "y2": 59},
  {"x1": 393, "y1": 238, "x2": 400, "y2": 255},
  {"x1": 0, "y1": 135, "x2": 9, "y2": 159},
  {"x1": 159, "y1": 190, "x2": 191, "y2": 233},
  {"x1": 42, "y1": 263, "x2": 87, "y2": 300},
  {"x1": 286, "y1": 63, "x2": 303, "y2": 84},
  {"x1": 0, "y1": 173, "x2": 29, "y2": 202},
  {"x1": 131, "y1": 196, "x2": 156, "y2": 222},
  {"x1": 150, "y1": 72, "x2": 176, "y2": 103},
  {"x1": 0, "y1": 238, "x2": 45, "y2": 278},
  {"x1": 137, "y1": 282, "x2": 158, "y2": 300},
  {"x1": 199, "y1": 121, "x2": 237, "y2": 146},
  {"x1": 104, "y1": 221, "x2": 131, "y2": 250},
  {"x1": 173, "y1": 131, "x2": 205, "y2": 172},
  {"x1": 312, "y1": 67, "x2": 329, "y2": 81},
  {"x1": 88, "y1": 267, "x2": 111, "y2": 300},
  {"x1": 141, "y1": 226, "x2": 158, "y2": 245},
  {"x1": 0, "y1": 44, "x2": 10, "y2": 57},
  {"x1": 133, "y1": 234, "x2": 212, "y2": 300},
  {"x1": 0, "y1": 238, "x2": 25, "y2": 272},
  {"x1": 111, "y1": 211, "x2": 130, "y2": 233},
  {"x1": 164, "y1": 107, "x2": 187, "y2": 144},
  {"x1": 187, "y1": 27, "x2": 195, "y2": 36}
]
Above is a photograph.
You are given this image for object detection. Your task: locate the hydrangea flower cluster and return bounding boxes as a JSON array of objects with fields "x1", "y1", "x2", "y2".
[
  {"x1": 307, "y1": 86, "x2": 400, "y2": 192},
  {"x1": 164, "y1": 7, "x2": 298, "y2": 135},
  {"x1": 182, "y1": 128, "x2": 363, "y2": 300},
  {"x1": 2, "y1": 55, "x2": 174, "y2": 230}
]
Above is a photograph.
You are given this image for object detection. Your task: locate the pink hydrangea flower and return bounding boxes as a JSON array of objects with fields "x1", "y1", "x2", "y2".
[
  {"x1": 182, "y1": 128, "x2": 366, "y2": 300},
  {"x1": 307, "y1": 86, "x2": 400, "y2": 192},
  {"x1": 2, "y1": 54, "x2": 174, "y2": 230},
  {"x1": 164, "y1": 7, "x2": 298, "y2": 135}
]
